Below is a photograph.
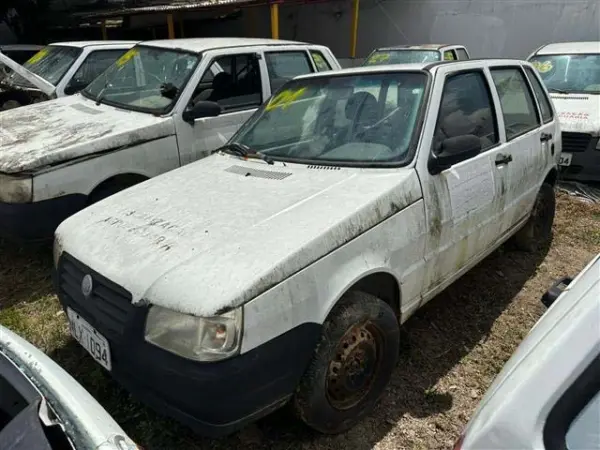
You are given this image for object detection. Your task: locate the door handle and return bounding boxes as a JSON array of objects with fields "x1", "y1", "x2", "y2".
[
  {"x1": 495, "y1": 153, "x2": 513, "y2": 166},
  {"x1": 540, "y1": 132, "x2": 553, "y2": 142}
]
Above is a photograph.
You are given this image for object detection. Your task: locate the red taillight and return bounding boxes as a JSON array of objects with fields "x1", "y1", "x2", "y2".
[{"x1": 452, "y1": 433, "x2": 465, "y2": 450}]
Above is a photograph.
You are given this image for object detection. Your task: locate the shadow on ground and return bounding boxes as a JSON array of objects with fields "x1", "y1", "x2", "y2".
[{"x1": 48, "y1": 239, "x2": 550, "y2": 450}]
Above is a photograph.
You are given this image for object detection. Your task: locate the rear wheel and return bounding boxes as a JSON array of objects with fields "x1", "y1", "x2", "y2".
[
  {"x1": 512, "y1": 182, "x2": 555, "y2": 252},
  {"x1": 293, "y1": 291, "x2": 400, "y2": 434}
]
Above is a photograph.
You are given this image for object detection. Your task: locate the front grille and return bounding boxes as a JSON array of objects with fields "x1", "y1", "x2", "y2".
[
  {"x1": 58, "y1": 253, "x2": 134, "y2": 342},
  {"x1": 562, "y1": 132, "x2": 592, "y2": 153}
]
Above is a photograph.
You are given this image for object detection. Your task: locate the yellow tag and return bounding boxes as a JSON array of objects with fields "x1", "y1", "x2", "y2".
[
  {"x1": 366, "y1": 53, "x2": 390, "y2": 65},
  {"x1": 116, "y1": 48, "x2": 139, "y2": 68},
  {"x1": 26, "y1": 48, "x2": 49, "y2": 65},
  {"x1": 444, "y1": 51, "x2": 455, "y2": 61},
  {"x1": 265, "y1": 87, "x2": 307, "y2": 111},
  {"x1": 312, "y1": 53, "x2": 328, "y2": 70},
  {"x1": 532, "y1": 60, "x2": 553, "y2": 73}
]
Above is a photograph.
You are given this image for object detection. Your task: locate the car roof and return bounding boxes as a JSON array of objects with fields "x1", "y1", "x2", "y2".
[
  {"x1": 142, "y1": 37, "x2": 310, "y2": 53},
  {"x1": 48, "y1": 40, "x2": 139, "y2": 48},
  {"x1": 375, "y1": 44, "x2": 456, "y2": 51},
  {"x1": 534, "y1": 41, "x2": 600, "y2": 55}
]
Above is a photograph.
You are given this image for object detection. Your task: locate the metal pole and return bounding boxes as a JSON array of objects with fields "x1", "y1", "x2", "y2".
[
  {"x1": 270, "y1": 3, "x2": 279, "y2": 39},
  {"x1": 167, "y1": 13, "x2": 175, "y2": 39},
  {"x1": 101, "y1": 20, "x2": 108, "y2": 40},
  {"x1": 350, "y1": 0, "x2": 360, "y2": 58}
]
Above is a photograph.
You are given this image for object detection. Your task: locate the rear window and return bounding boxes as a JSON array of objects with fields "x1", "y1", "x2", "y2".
[
  {"x1": 310, "y1": 50, "x2": 332, "y2": 72},
  {"x1": 265, "y1": 51, "x2": 313, "y2": 93}
]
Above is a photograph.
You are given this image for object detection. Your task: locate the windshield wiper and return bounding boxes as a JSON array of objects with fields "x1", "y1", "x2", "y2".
[
  {"x1": 549, "y1": 87, "x2": 569, "y2": 94},
  {"x1": 213, "y1": 142, "x2": 274, "y2": 165},
  {"x1": 95, "y1": 81, "x2": 112, "y2": 106}
]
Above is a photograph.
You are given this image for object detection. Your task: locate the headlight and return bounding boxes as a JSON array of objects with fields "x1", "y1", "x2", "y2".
[
  {"x1": 144, "y1": 305, "x2": 242, "y2": 362},
  {"x1": 0, "y1": 174, "x2": 32, "y2": 203}
]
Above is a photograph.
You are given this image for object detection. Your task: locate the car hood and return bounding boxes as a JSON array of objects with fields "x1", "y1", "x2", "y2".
[
  {"x1": 0, "y1": 51, "x2": 55, "y2": 96},
  {"x1": 551, "y1": 93, "x2": 600, "y2": 135},
  {"x1": 56, "y1": 155, "x2": 422, "y2": 317},
  {"x1": 0, "y1": 95, "x2": 174, "y2": 174}
]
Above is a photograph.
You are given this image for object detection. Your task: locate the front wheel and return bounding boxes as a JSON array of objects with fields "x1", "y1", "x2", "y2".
[
  {"x1": 293, "y1": 291, "x2": 400, "y2": 434},
  {"x1": 512, "y1": 182, "x2": 556, "y2": 252}
]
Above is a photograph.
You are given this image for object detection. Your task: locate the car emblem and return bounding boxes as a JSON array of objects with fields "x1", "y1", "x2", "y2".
[{"x1": 81, "y1": 274, "x2": 93, "y2": 297}]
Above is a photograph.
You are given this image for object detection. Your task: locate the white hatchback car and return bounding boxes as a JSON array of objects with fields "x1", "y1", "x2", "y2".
[{"x1": 456, "y1": 253, "x2": 600, "y2": 449}]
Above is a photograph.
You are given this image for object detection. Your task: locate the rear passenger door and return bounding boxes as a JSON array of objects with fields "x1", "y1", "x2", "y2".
[{"x1": 488, "y1": 65, "x2": 545, "y2": 234}]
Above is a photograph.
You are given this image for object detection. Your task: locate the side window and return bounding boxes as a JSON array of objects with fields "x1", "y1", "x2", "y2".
[
  {"x1": 443, "y1": 50, "x2": 456, "y2": 61},
  {"x1": 490, "y1": 67, "x2": 541, "y2": 140},
  {"x1": 190, "y1": 53, "x2": 262, "y2": 112},
  {"x1": 67, "y1": 49, "x2": 127, "y2": 91},
  {"x1": 433, "y1": 71, "x2": 499, "y2": 154},
  {"x1": 265, "y1": 51, "x2": 313, "y2": 93},
  {"x1": 456, "y1": 49, "x2": 469, "y2": 60},
  {"x1": 310, "y1": 51, "x2": 332, "y2": 72},
  {"x1": 524, "y1": 66, "x2": 554, "y2": 123},
  {"x1": 565, "y1": 390, "x2": 600, "y2": 449}
]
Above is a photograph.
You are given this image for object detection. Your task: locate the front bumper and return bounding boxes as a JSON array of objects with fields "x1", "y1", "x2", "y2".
[
  {"x1": 560, "y1": 133, "x2": 600, "y2": 183},
  {"x1": 54, "y1": 252, "x2": 321, "y2": 437},
  {"x1": 0, "y1": 194, "x2": 86, "y2": 241}
]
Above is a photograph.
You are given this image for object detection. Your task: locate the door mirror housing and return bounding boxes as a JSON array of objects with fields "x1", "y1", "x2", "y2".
[
  {"x1": 64, "y1": 80, "x2": 88, "y2": 95},
  {"x1": 182, "y1": 101, "x2": 222, "y2": 124},
  {"x1": 429, "y1": 134, "x2": 482, "y2": 174}
]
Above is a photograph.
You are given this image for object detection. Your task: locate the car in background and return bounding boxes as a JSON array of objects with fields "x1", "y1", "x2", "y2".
[
  {"x1": 455, "y1": 252, "x2": 600, "y2": 449},
  {"x1": 0, "y1": 44, "x2": 43, "y2": 78},
  {"x1": 363, "y1": 44, "x2": 470, "y2": 66},
  {"x1": 0, "y1": 324, "x2": 139, "y2": 449},
  {"x1": 0, "y1": 40, "x2": 137, "y2": 110},
  {"x1": 528, "y1": 41, "x2": 600, "y2": 183}
]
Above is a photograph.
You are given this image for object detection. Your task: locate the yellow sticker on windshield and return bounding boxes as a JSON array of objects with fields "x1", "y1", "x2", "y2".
[
  {"x1": 532, "y1": 60, "x2": 553, "y2": 73},
  {"x1": 26, "y1": 48, "x2": 49, "y2": 65},
  {"x1": 366, "y1": 53, "x2": 390, "y2": 65},
  {"x1": 116, "y1": 48, "x2": 139, "y2": 68},
  {"x1": 265, "y1": 87, "x2": 307, "y2": 111}
]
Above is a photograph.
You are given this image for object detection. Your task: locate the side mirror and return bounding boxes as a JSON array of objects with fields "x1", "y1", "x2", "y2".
[
  {"x1": 429, "y1": 134, "x2": 482, "y2": 174},
  {"x1": 541, "y1": 276, "x2": 572, "y2": 309},
  {"x1": 182, "y1": 101, "x2": 221, "y2": 124},
  {"x1": 64, "y1": 81, "x2": 87, "y2": 95}
]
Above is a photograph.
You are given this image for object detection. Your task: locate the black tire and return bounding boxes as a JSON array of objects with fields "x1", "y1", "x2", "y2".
[
  {"x1": 293, "y1": 291, "x2": 400, "y2": 434},
  {"x1": 512, "y1": 182, "x2": 556, "y2": 252}
]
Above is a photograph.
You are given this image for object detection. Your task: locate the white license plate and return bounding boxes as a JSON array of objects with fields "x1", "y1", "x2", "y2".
[
  {"x1": 559, "y1": 152, "x2": 572, "y2": 166},
  {"x1": 67, "y1": 308, "x2": 111, "y2": 371}
]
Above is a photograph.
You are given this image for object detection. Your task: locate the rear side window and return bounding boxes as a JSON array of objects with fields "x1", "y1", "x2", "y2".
[
  {"x1": 524, "y1": 66, "x2": 554, "y2": 123},
  {"x1": 490, "y1": 68, "x2": 541, "y2": 140},
  {"x1": 265, "y1": 51, "x2": 313, "y2": 93},
  {"x1": 310, "y1": 50, "x2": 332, "y2": 72},
  {"x1": 456, "y1": 48, "x2": 469, "y2": 60},
  {"x1": 443, "y1": 50, "x2": 456, "y2": 61}
]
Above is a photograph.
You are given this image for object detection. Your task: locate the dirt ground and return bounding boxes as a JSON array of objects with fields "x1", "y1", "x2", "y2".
[{"x1": 1, "y1": 192, "x2": 599, "y2": 450}]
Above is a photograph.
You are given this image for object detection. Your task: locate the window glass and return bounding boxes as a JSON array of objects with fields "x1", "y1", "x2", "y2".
[
  {"x1": 491, "y1": 68, "x2": 541, "y2": 140},
  {"x1": 443, "y1": 50, "x2": 456, "y2": 61},
  {"x1": 566, "y1": 389, "x2": 600, "y2": 449},
  {"x1": 456, "y1": 49, "x2": 469, "y2": 60},
  {"x1": 363, "y1": 50, "x2": 441, "y2": 66},
  {"x1": 311, "y1": 51, "x2": 332, "y2": 72},
  {"x1": 231, "y1": 72, "x2": 428, "y2": 165},
  {"x1": 529, "y1": 54, "x2": 600, "y2": 94},
  {"x1": 265, "y1": 51, "x2": 313, "y2": 93},
  {"x1": 6, "y1": 45, "x2": 81, "y2": 87},
  {"x1": 433, "y1": 71, "x2": 498, "y2": 154},
  {"x1": 67, "y1": 49, "x2": 127, "y2": 91},
  {"x1": 190, "y1": 53, "x2": 262, "y2": 112},
  {"x1": 524, "y1": 66, "x2": 554, "y2": 123}
]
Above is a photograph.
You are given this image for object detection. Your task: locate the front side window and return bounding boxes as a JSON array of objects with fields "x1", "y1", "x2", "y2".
[
  {"x1": 491, "y1": 68, "x2": 541, "y2": 140},
  {"x1": 529, "y1": 53, "x2": 600, "y2": 94},
  {"x1": 67, "y1": 49, "x2": 128, "y2": 92},
  {"x1": 265, "y1": 51, "x2": 313, "y2": 92},
  {"x1": 524, "y1": 66, "x2": 554, "y2": 123},
  {"x1": 311, "y1": 51, "x2": 332, "y2": 72},
  {"x1": 364, "y1": 49, "x2": 441, "y2": 66},
  {"x1": 7, "y1": 45, "x2": 81, "y2": 87},
  {"x1": 232, "y1": 72, "x2": 428, "y2": 165},
  {"x1": 432, "y1": 71, "x2": 499, "y2": 154},
  {"x1": 83, "y1": 45, "x2": 199, "y2": 114}
]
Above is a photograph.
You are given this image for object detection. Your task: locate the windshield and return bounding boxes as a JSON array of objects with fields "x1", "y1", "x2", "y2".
[
  {"x1": 83, "y1": 45, "x2": 199, "y2": 114},
  {"x1": 6, "y1": 45, "x2": 81, "y2": 87},
  {"x1": 364, "y1": 50, "x2": 441, "y2": 66},
  {"x1": 529, "y1": 54, "x2": 600, "y2": 94},
  {"x1": 231, "y1": 72, "x2": 428, "y2": 165}
]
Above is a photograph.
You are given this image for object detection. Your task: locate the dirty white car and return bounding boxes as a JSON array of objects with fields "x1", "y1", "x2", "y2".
[
  {"x1": 455, "y1": 252, "x2": 600, "y2": 449},
  {"x1": 0, "y1": 325, "x2": 139, "y2": 449},
  {"x1": 53, "y1": 59, "x2": 560, "y2": 437},
  {"x1": 0, "y1": 38, "x2": 339, "y2": 241},
  {"x1": 528, "y1": 41, "x2": 600, "y2": 183},
  {"x1": 0, "y1": 41, "x2": 137, "y2": 110},
  {"x1": 363, "y1": 44, "x2": 470, "y2": 66}
]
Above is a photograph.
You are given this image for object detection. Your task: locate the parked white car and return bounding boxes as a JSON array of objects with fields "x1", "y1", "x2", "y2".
[
  {"x1": 53, "y1": 58, "x2": 560, "y2": 437},
  {"x1": 0, "y1": 325, "x2": 139, "y2": 449},
  {"x1": 456, "y1": 252, "x2": 600, "y2": 450},
  {"x1": 363, "y1": 44, "x2": 470, "y2": 66},
  {"x1": 528, "y1": 41, "x2": 600, "y2": 183},
  {"x1": 0, "y1": 38, "x2": 340, "y2": 241},
  {"x1": 0, "y1": 41, "x2": 138, "y2": 110}
]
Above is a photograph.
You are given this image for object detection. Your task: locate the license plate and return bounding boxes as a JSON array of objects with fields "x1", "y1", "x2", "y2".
[
  {"x1": 559, "y1": 152, "x2": 572, "y2": 166},
  {"x1": 67, "y1": 308, "x2": 111, "y2": 371}
]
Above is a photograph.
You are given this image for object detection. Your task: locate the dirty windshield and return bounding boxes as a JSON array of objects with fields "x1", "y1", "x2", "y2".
[
  {"x1": 83, "y1": 45, "x2": 199, "y2": 113},
  {"x1": 6, "y1": 45, "x2": 81, "y2": 87},
  {"x1": 530, "y1": 54, "x2": 600, "y2": 94},
  {"x1": 364, "y1": 50, "x2": 440, "y2": 66},
  {"x1": 232, "y1": 72, "x2": 428, "y2": 165}
]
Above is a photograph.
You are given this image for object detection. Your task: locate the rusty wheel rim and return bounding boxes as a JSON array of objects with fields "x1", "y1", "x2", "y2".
[{"x1": 326, "y1": 322, "x2": 383, "y2": 410}]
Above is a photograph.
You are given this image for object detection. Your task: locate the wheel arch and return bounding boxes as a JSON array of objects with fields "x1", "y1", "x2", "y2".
[{"x1": 87, "y1": 172, "x2": 149, "y2": 204}]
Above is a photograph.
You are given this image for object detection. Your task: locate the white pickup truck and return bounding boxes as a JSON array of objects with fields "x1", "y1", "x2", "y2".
[
  {"x1": 0, "y1": 38, "x2": 339, "y2": 241},
  {"x1": 53, "y1": 58, "x2": 560, "y2": 437},
  {"x1": 0, "y1": 41, "x2": 137, "y2": 110}
]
